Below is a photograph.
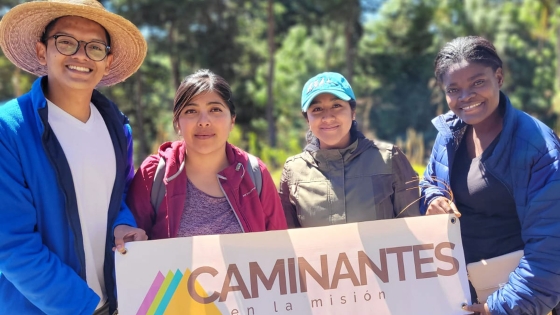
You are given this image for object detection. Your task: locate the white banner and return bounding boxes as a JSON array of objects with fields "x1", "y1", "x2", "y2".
[{"x1": 116, "y1": 214, "x2": 471, "y2": 315}]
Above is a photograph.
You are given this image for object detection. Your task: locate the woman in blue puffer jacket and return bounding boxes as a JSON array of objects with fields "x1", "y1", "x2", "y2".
[{"x1": 420, "y1": 36, "x2": 560, "y2": 315}]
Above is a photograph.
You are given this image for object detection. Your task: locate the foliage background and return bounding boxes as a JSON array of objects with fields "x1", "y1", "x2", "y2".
[{"x1": 1, "y1": 0, "x2": 559, "y2": 183}]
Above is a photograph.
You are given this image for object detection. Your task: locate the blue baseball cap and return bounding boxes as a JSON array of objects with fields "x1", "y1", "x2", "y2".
[{"x1": 301, "y1": 72, "x2": 356, "y2": 112}]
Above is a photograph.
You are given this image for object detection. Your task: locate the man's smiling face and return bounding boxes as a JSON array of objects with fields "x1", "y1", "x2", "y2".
[{"x1": 36, "y1": 16, "x2": 113, "y2": 91}]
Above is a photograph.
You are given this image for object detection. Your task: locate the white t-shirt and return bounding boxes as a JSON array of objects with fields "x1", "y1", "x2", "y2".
[{"x1": 47, "y1": 100, "x2": 116, "y2": 309}]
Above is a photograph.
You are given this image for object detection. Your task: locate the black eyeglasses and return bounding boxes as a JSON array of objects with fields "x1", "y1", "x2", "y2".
[{"x1": 47, "y1": 34, "x2": 111, "y2": 61}]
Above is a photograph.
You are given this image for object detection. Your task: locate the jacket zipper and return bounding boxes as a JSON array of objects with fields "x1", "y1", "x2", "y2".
[
  {"x1": 39, "y1": 109, "x2": 87, "y2": 280},
  {"x1": 446, "y1": 122, "x2": 514, "y2": 200},
  {"x1": 481, "y1": 161, "x2": 514, "y2": 198},
  {"x1": 217, "y1": 174, "x2": 246, "y2": 232}
]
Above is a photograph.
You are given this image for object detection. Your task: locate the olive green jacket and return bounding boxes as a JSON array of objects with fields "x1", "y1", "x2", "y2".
[{"x1": 279, "y1": 132, "x2": 420, "y2": 228}]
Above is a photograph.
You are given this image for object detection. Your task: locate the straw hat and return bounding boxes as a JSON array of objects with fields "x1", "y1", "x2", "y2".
[{"x1": 0, "y1": 0, "x2": 147, "y2": 86}]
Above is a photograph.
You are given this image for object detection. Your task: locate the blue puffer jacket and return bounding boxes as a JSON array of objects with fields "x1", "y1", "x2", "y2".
[
  {"x1": 420, "y1": 92, "x2": 560, "y2": 315},
  {"x1": 0, "y1": 77, "x2": 137, "y2": 314}
]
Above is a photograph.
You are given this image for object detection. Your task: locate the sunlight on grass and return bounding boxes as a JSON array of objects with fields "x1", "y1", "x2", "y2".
[
  {"x1": 412, "y1": 164, "x2": 426, "y2": 177},
  {"x1": 271, "y1": 168, "x2": 283, "y2": 189}
]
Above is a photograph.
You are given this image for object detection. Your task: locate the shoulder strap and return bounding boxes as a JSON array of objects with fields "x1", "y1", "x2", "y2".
[
  {"x1": 150, "y1": 157, "x2": 167, "y2": 218},
  {"x1": 152, "y1": 154, "x2": 261, "y2": 213},
  {"x1": 247, "y1": 153, "x2": 262, "y2": 197}
]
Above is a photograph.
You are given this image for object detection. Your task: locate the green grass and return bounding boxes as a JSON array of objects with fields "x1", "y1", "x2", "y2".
[
  {"x1": 412, "y1": 164, "x2": 426, "y2": 176},
  {"x1": 270, "y1": 167, "x2": 283, "y2": 188}
]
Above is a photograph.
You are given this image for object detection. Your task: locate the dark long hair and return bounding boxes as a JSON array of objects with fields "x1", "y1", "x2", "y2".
[
  {"x1": 434, "y1": 36, "x2": 502, "y2": 84},
  {"x1": 173, "y1": 69, "x2": 236, "y2": 127}
]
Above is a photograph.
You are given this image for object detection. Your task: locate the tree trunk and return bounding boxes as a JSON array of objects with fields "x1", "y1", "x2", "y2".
[
  {"x1": 266, "y1": 0, "x2": 277, "y2": 147},
  {"x1": 324, "y1": 23, "x2": 338, "y2": 69},
  {"x1": 134, "y1": 72, "x2": 148, "y2": 160},
  {"x1": 557, "y1": 24, "x2": 560, "y2": 92},
  {"x1": 555, "y1": 24, "x2": 560, "y2": 134},
  {"x1": 344, "y1": 1, "x2": 361, "y2": 84},
  {"x1": 345, "y1": 20, "x2": 355, "y2": 84},
  {"x1": 357, "y1": 98, "x2": 375, "y2": 139},
  {"x1": 168, "y1": 21, "x2": 181, "y2": 89}
]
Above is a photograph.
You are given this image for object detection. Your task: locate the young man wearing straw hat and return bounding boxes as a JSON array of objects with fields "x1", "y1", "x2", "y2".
[{"x1": 0, "y1": 0, "x2": 148, "y2": 314}]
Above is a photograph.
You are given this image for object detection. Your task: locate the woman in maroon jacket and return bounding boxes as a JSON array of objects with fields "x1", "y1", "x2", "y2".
[{"x1": 127, "y1": 69, "x2": 287, "y2": 239}]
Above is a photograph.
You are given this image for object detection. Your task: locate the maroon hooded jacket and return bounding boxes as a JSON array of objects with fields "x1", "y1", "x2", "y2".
[{"x1": 127, "y1": 141, "x2": 287, "y2": 239}]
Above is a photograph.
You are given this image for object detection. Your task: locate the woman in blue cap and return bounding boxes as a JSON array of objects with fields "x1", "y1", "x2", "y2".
[{"x1": 279, "y1": 72, "x2": 420, "y2": 228}]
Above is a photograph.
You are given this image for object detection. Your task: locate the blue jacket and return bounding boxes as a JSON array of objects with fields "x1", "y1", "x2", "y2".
[
  {"x1": 420, "y1": 93, "x2": 560, "y2": 315},
  {"x1": 0, "y1": 77, "x2": 137, "y2": 314}
]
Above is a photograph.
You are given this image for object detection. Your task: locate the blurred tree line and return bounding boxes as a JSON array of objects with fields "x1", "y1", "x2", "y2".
[{"x1": 1, "y1": 0, "x2": 560, "y2": 176}]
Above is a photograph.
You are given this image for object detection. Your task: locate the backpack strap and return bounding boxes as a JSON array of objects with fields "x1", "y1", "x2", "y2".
[
  {"x1": 247, "y1": 153, "x2": 262, "y2": 197},
  {"x1": 150, "y1": 157, "x2": 167, "y2": 219},
  {"x1": 152, "y1": 154, "x2": 262, "y2": 219}
]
